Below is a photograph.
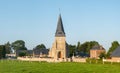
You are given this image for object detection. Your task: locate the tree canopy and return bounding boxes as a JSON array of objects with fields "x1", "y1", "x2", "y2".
[
  {"x1": 0, "y1": 45, "x2": 6, "y2": 59},
  {"x1": 5, "y1": 42, "x2": 11, "y2": 54},
  {"x1": 68, "y1": 44, "x2": 76, "y2": 57},
  {"x1": 68, "y1": 41, "x2": 99, "y2": 57},
  {"x1": 18, "y1": 51, "x2": 27, "y2": 57},
  {"x1": 12, "y1": 40, "x2": 27, "y2": 51},
  {"x1": 77, "y1": 41, "x2": 99, "y2": 54},
  {"x1": 107, "y1": 41, "x2": 120, "y2": 57},
  {"x1": 34, "y1": 44, "x2": 46, "y2": 50}
]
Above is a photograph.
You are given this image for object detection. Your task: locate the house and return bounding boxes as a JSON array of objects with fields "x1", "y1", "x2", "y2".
[
  {"x1": 33, "y1": 48, "x2": 49, "y2": 57},
  {"x1": 90, "y1": 45, "x2": 105, "y2": 59},
  {"x1": 111, "y1": 46, "x2": 120, "y2": 61},
  {"x1": 16, "y1": 48, "x2": 49, "y2": 57},
  {"x1": 16, "y1": 50, "x2": 30, "y2": 57}
]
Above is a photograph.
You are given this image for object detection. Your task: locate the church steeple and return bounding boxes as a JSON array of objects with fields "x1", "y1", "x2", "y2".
[
  {"x1": 49, "y1": 14, "x2": 69, "y2": 59},
  {"x1": 55, "y1": 14, "x2": 65, "y2": 37}
]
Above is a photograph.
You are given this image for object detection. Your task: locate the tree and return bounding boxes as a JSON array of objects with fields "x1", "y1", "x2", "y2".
[
  {"x1": 76, "y1": 42, "x2": 80, "y2": 52},
  {"x1": 107, "y1": 41, "x2": 119, "y2": 57},
  {"x1": 5, "y1": 42, "x2": 11, "y2": 54},
  {"x1": 75, "y1": 41, "x2": 99, "y2": 57},
  {"x1": 79, "y1": 41, "x2": 99, "y2": 54},
  {"x1": 0, "y1": 45, "x2": 6, "y2": 59},
  {"x1": 68, "y1": 44, "x2": 76, "y2": 57},
  {"x1": 99, "y1": 52, "x2": 106, "y2": 59},
  {"x1": 79, "y1": 42, "x2": 89, "y2": 54},
  {"x1": 89, "y1": 41, "x2": 99, "y2": 49},
  {"x1": 11, "y1": 40, "x2": 27, "y2": 51},
  {"x1": 35, "y1": 44, "x2": 46, "y2": 49},
  {"x1": 18, "y1": 51, "x2": 27, "y2": 57}
]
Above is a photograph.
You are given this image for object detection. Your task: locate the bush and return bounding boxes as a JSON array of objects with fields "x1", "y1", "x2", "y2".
[
  {"x1": 86, "y1": 58, "x2": 102, "y2": 64},
  {"x1": 19, "y1": 52, "x2": 26, "y2": 57}
]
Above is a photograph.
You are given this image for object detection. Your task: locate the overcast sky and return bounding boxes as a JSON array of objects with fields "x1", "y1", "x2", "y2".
[{"x1": 0, "y1": 0, "x2": 120, "y2": 50}]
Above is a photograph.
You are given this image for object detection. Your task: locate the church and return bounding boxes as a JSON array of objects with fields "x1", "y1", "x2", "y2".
[
  {"x1": 49, "y1": 14, "x2": 69, "y2": 60},
  {"x1": 17, "y1": 14, "x2": 86, "y2": 62}
]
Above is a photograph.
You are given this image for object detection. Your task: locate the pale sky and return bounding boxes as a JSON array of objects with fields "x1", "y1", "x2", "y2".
[{"x1": 0, "y1": 0, "x2": 120, "y2": 50}]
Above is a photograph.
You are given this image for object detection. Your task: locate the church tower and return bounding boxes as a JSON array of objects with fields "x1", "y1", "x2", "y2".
[{"x1": 49, "y1": 14, "x2": 69, "y2": 60}]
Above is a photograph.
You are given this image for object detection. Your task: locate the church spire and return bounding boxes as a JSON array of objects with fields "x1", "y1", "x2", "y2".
[{"x1": 55, "y1": 14, "x2": 65, "y2": 37}]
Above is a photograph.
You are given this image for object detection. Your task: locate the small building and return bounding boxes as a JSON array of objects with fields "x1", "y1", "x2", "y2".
[
  {"x1": 33, "y1": 48, "x2": 49, "y2": 57},
  {"x1": 16, "y1": 50, "x2": 30, "y2": 57},
  {"x1": 90, "y1": 45, "x2": 105, "y2": 59},
  {"x1": 16, "y1": 48, "x2": 49, "y2": 57},
  {"x1": 111, "y1": 46, "x2": 120, "y2": 61}
]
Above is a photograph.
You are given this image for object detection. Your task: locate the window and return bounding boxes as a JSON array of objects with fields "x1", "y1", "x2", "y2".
[{"x1": 58, "y1": 32, "x2": 62, "y2": 34}]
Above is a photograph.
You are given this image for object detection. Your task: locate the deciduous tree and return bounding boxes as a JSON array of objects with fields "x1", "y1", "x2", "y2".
[
  {"x1": 107, "y1": 41, "x2": 119, "y2": 57},
  {"x1": 35, "y1": 44, "x2": 46, "y2": 50},
  {"x1": 5, "y1": 42, "x2": 11, "y2": 54},
  {"x1": 68, "y1": 44, "x2": 76, "y2": 57},
  {"x1": 0, "y1": 45, "x2": 6, "y2": 59},
  {"x1": 11, "y1": 40, "x2": 27, "y2": 51}
]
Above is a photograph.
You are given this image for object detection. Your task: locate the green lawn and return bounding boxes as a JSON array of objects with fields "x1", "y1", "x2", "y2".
[{"x1": 0, "y1": 60, "x2": 120, "y2": 73}]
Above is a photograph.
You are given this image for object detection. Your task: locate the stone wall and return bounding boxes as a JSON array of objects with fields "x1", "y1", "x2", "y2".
[
  {"x1": 103, "y1": 57, "x2": 120, "y2": 63},
  {"x1": 72, "y1": 57, "x2": 86, "y2": 62},
  {"x1": 17, "y1": 57, "x2": 86, "y2": 63}
]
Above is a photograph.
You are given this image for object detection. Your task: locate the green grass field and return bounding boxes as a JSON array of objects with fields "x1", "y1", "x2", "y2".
[{"x1": 0, "y1": 60, "x2": 120, "y2": 73}]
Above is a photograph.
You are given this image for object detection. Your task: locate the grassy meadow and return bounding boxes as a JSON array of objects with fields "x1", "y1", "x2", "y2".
[{"x1": 0, "y1": 60, "x2": 120, "y2": 73}]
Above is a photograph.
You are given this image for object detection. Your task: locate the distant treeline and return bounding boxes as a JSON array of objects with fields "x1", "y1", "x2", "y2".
[{"x1": 0, "y1": 40, "x2": 119, "y2": 59}]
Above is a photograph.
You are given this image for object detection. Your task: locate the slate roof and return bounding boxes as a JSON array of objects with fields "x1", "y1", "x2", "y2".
[
  {"x1": 111, "y1": 46, "x2": 120, "y2": 57},
  {"x1": 27, "y1": 50, "x2": 33, "y2": 54},
  {"x1": 55, "y1": 14, "x2": 65, "y2": 37},
  {"x1": 33, "y1": 48, "x2": 49, "y2": 55},
  {"x1": 16, "y1": 50, "x2": 28, "y2": 56},
  {"x1": 16, "y1": 49, "x2": 49, "y2": 56},
  {"x1": 91, "y1": 45, "x2": 105, "y2": 50}
]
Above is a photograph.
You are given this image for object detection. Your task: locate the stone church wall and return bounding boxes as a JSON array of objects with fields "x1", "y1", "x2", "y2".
[{"x1": 17, "y1": 57, "x2": 86, "y2": 62}]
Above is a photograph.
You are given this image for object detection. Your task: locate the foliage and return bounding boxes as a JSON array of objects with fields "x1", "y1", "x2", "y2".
[
  {"x1": 107, "y1": 41, "x2": 119, "y2": 58},
  {"x1": 79, "y1": 41, "x2": 90, "y2": 53},
  {"x1": 1, "y1": 60, "x2": 120, "y2": 73},
  {"x1": 99, "y1": 52, "x2": 106, "y2": 59},
  {"x1": 77, "y1": 41, "x2": 99, "y2": 54},
  {"x1": 11, "y1": 40, "x2": 27, "y2": 51},
  {"x1": 35, "y1": 44, "x2": 46, "y2": 49},
  {"x1": 19, "y1": 52, "x2": 27, "y2": 57},
  {"x1": 76, "y1": 42, "x2": 80, "y2": 52},
  {"x1": 0, "y1": 45, "x2": 6, "y2": 59},
  {"x1": 5, "y1": 42, "x2": 11, "y2": 54},
  {"x1": 86, "y1": 58, "x2": 102, "y2": 63},
  {"x1": 68, "y1": 44, "x2": 76, "y2": 57},
  {"x1": 68, "y1": 41, "x2": 99, "y2": 57}
]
